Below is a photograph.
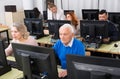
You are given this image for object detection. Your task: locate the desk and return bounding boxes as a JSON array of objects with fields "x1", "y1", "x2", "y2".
[
  {"x1": 37, "y1": 35, "x2": 53, "y2": 47},
  {"x1": 86, "y1": 41, "x2": 120, "y2": 55},
  {"x1": 0, "y1": 26, "x2": 9, "y2": 44},
  {"x1": 0, "y1": 56, "x2": 23, "y2": 79},
  {"x1": 4, "y1": 56, "x2": 62, "y2": 79},
  {"x1": 37, "y1": 36, "x2": 120, "y2": 55},
  {"x1": 0, "y1": 68, "x2": 23, "y2": 79}
]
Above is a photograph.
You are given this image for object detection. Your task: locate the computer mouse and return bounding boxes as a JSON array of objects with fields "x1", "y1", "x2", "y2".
[{"x1": 114, "y1": 43, "x2": 118, "y2": 47}]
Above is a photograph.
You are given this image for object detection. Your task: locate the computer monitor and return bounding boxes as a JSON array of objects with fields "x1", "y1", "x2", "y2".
[
  {"x1": 108, "y1": 12, "x2": 120, "y2": 39},
  {"x1": 67, "y1": 54, "x2": 120, "y2": 79},
  {"x1": 24, "y1": 10, "x2": 36, "y2": 18},
  {"x1": 12, "y1": 43, "x2": 58, "y2": 79},
  {"x1": 108, "y1": 12, "x2": 120, "y2": 24},
  {"x1": 80, "y1": 20, "x2": 109, "y2": 42},
  {"x1": 24, "y1": 18, "x2": 44, "y2": 39},
  {"x1": 43, "y1": 11, "x2": 48, "y2": 21},
  {"x1": 64, "y1": 10, "x2": 74, "y2": 15},
  {"x1": 0, "y1": 39, "x2": 11, "y2": 75},
  {"x1": 82, "y1": 9, "x2": 99, "y2": 20},
  {"x1": 48, "y1": 20, "x2": 71, "y2": 39}
]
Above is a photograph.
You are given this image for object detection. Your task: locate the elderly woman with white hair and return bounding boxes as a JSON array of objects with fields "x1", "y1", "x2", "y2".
[
  {"x1": 5, "y1": 22, "x2": 38, "y2": 56},
  {"x1": 53, "y1": 24, "x2": 85, "y2": 78}
]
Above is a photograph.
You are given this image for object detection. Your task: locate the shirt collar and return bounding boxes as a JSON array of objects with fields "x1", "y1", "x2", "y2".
[{"x1": 64, "y1": 38, "x2": 74, "y2": 47}]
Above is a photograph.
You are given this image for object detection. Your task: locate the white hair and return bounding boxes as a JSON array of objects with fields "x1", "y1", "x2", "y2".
[{"x1": 59, "y1": 24, "x2": 75, "y2": 33}]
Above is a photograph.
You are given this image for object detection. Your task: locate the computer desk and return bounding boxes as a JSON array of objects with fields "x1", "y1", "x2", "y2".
[
  {"x1": 0, "y1": 56, "x2": 23, "y2": 79},
  {"x1": 86, "y1": 41, "x2": 120, "y2": 55},
  {"x1": 36, "y1": 35, "x2": 53, "y2": 47},
  {"x1": 0, "y1": 68, "x2": 23, "y2": 79},
  {"x1": 36, "y1": 36, "x2": 120, "y2": 55}
]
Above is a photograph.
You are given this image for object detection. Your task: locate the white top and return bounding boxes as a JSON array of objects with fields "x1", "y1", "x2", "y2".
[
  {"x1": 47, "y1": 8, "x2": 65, "y2": 20},
  {"x1": 5, "y1": 36, "x2": 38, "y2": 56}
]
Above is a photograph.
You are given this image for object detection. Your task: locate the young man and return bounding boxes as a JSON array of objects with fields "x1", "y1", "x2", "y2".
[
  {"x1": 99, "y1": 9, "x2": 119, "y2": 43},
  {"x1": 47, "y1": 3, "x2": 65, "y2": 20},
  {"x1": 53, "y1": 24, "x2": 85, "y2": 78}
]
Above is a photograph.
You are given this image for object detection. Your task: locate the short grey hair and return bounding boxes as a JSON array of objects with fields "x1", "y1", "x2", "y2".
[{"x1": 59, "y1": 24, "x2": 75, "y2": 33}]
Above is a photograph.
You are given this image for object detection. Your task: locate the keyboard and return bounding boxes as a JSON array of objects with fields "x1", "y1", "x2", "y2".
[{"x1": 7, "y1": 60, "x2": 18, "y2": 68}]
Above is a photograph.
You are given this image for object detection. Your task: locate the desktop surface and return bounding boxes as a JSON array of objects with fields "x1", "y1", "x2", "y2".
[
  {"x1": 0, "y1": 56, "x2": 23, "y2": 79},
  {"x1": 6, "y1": 56, "x2": 63, "y2": 79},
  {"x1": 36, "y1": 36, "x2": 120, "y2": 55},
  {"x1": 0, "y1": 68, "x2": 23, "y2": 79}
]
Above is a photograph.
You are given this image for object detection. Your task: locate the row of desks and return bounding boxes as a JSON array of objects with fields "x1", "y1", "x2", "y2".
[
  {"x1": 1, "y1": 25, "x2": 120, "y2": 55},
  {"x1": 1, "y1": 56, "x2": 63, "y2": 79},
  {"x1": 0, "y1": 35, "x2": 119, "y2": 78},
  {"x1": 36, "y1": 35, "x2": 120, "y2": 55}
]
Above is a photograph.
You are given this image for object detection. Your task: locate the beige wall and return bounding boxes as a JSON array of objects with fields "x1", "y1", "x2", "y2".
[{"x1": 0, "y1": 0, "x2": 23, "y2": 24}]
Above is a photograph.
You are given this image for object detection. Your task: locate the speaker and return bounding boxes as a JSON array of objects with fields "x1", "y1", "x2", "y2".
[{"x1": 5, "y1": 5, "x2": 16, "y2": 12}]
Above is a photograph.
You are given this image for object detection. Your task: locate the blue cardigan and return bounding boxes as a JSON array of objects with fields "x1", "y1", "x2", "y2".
[{"x1": 53, "y1": 38, "x2": 85, "y2": 69}]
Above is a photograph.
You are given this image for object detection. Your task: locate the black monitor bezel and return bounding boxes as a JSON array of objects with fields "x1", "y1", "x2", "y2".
[
  {"x1": 43, "y1": 11, "x2": 48, "y2": 21},
  {"x1": 24, "y1": 18, "x2": 44, "y2": 36},
  {"x1": 24, "y1": 10, "x2": 36, "y2": 18},
  {"x1": 0, "y1": 39, "x2": 8, "y2": 66},
  {"x1": 80, "y1": 20, "x2": 109, "y2": 40},
  {"x1": 12, "y1": 43, "x2": 58, "y2": 79},
  {"x1": 82, "y1": 9, "x2": 99, "y2": 20},
  {"x1": 67, "y1": 54, "x2": 120, "y2": 79},
  {"x1": 108, "y1": 12, "x2": 120, "y2": 24},
  {"x1": 48, "y1": 20, "x2": 71, "y2": 39},
  {"x1": 64, "y1": 10, "x2": 74, "y2": 15}
]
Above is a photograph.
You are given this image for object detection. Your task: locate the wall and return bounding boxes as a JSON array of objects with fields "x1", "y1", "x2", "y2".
[
  {"x1": 0, "y1": 0, "x2": 23, "y2": 24},
  {"x1": 99, "y1": 0, "x2": 120, "y2": 12},
  {"x1": 55, "y1": 0, "x2": 120, "y2": 19},
  {"x1": 1, "y1": 0, "x2": 120, "y2": 24}
]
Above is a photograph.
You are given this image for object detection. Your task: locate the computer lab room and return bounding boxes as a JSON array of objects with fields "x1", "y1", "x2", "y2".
[{"x1": 0, "y1": 0, "x2": 120, "y2": 79}]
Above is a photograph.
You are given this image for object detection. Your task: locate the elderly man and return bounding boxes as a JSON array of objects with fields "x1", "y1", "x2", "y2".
[{"x1": 53, "y1": 24, "x2": 85, "y2": 78}]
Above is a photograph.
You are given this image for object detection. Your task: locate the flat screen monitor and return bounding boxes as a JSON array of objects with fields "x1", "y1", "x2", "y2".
[
  {"x1": 67, "y1": 54, "x2": 120, "y2": 79},
  {"x1": 24, "y1": 18, "x2": 44, "y2": 39},
  {"x1": 108, "y1": 12, "x2": 120, "y2": 39},
  {"x1": 0, "y1": 39, "x2": 11, "y2": 75},
  {"x1": 0, "y1": 40, "x2": 8, "y2": 66},
  {"x1": 48, "y1": 20, "x2": 71, "y2": 39},
  {"x1": 12, "y1": 43, "x2": 58, "y2": 79},
  {"x1": 24, "y1": 10, "x2": 36, "y2": 18},
  {"x1": 108, "y1": 12, "x2": 120, "y2": 24},
  {"x1": 43, "y1": 11, "x2": 48, "y2": 21},
  {"x1": 82, "y1": 9, "x2": 99, "y2": 20},
  {"x1": 64, "y1": 10, "x2": 74, "y2": 15},
  {"x1": 80, "y1": 20, "x2": 109, "y2": 42}
]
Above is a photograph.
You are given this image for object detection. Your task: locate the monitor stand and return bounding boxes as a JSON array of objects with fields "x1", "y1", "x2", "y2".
[
  {"x1": 21, "y1": 53, "x2": 32, "y2": 79},
  {"x1": 18, "y1": 53, "x2": 47, "y2": 79}
]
